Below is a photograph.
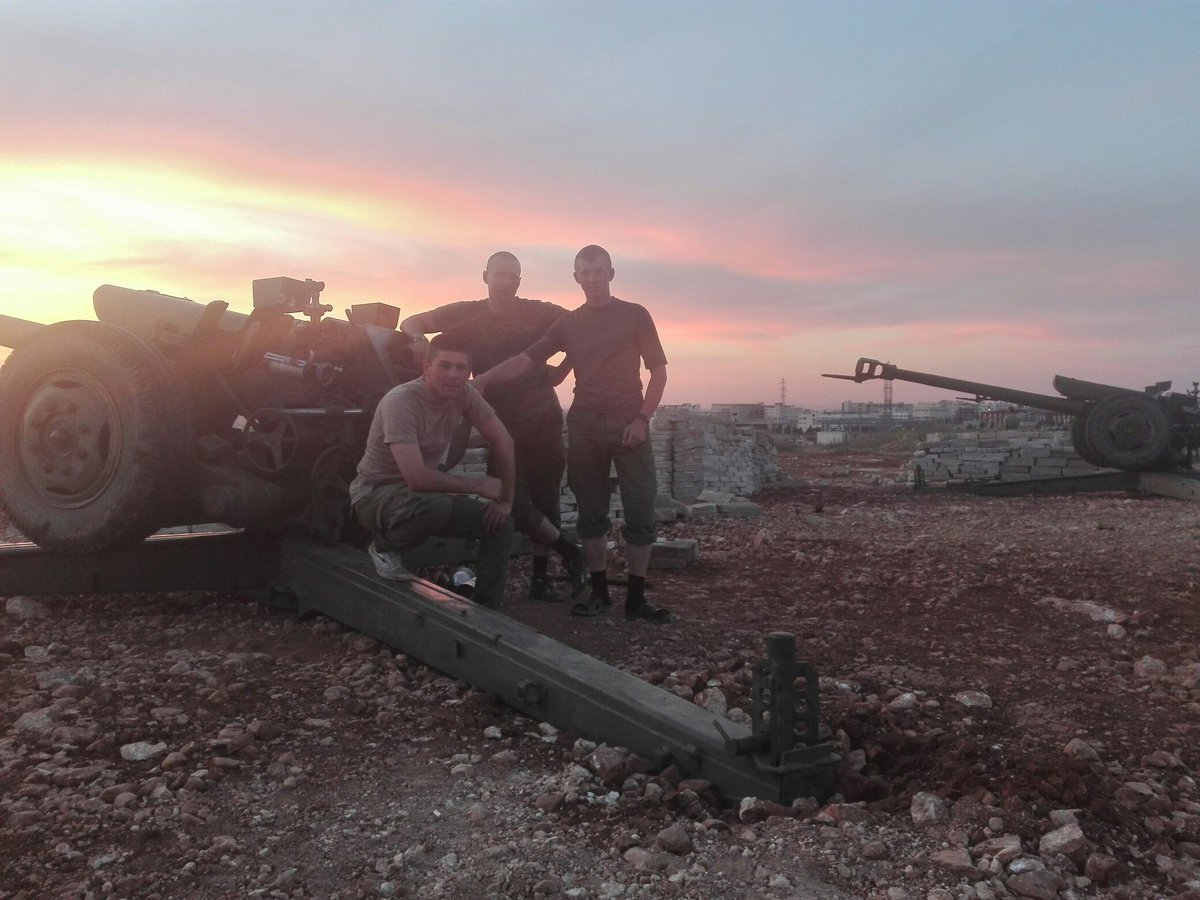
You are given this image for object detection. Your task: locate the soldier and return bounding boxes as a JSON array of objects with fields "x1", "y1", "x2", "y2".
[
  {"x1": 474, "y1": 245, "x2": 671, "y2": 623},
  {"x1": 399, "y1": 252, "x2": 586, "y2": 602},
  {"x1": 349, "y1": 332, "x2": 515, "y2": 610}
]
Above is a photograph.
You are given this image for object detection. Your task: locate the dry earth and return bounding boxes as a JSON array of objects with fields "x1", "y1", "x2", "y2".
[{"x1": 3, "y1": 446, "x2": 1200, "y2": 899}]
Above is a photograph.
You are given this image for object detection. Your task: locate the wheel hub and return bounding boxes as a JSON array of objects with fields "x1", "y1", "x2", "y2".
[
  {"x1": 1096, "y1": 410, "x2": 1154, "y2": 453},
  {"x1": 19, "y1": 372, "x2": 121, "y2": 507}
]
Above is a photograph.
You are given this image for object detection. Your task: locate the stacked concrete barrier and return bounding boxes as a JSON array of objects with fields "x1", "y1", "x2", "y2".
[
  {"x1": 654, "y1": 412, "x2": 781, "y2": 501},
  {"x1": 909, "y1": 431, "x2": 1116, "y2": 484},
  {"x1": 446, "y1": 412, "x2": 781, "y2": 521}
]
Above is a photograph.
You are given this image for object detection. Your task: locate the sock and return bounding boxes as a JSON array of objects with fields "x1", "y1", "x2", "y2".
[
  {"x1": 589, "y1": 570, "x2": 609, "y2": 599},
  {"x1": 552, "y1": 535, "x2": 579, "y2": 561},
  {"x1": 532, "y1": 554, "x2": 549, "y2": 580},
  {"x1": 626, "y1": 574, "x2": 646, "y2": 611}
]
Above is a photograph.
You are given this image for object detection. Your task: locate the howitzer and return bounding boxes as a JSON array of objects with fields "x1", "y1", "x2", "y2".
[
  {"x1": 824, "y1": 357, "x2": 1199, "y2": 471},
  {"x1": 0, "y1": 279, "x2": 843, "y2": 805},
  {"x1": 0, "y1": 277, "x2": 422, "y2": 553}
]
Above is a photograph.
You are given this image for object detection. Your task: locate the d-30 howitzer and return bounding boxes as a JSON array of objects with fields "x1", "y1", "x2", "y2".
[
  {"x1": 824, "y1": 357, "x2": 1199, "y2": 472},
  {"x1": 0, "y1": 277, "x2": 422, "y2": 553},
  {"x1": 0, "y1": 279, "x2": 843, "y2": 806}
]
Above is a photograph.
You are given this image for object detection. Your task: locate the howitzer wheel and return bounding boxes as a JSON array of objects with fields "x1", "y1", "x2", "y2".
[
  {"x1": 1083, "y1": 393, "x2": 1173, "y2": 470},
  {"x1": 0, "y1": 321, "x2": 189, "y2": 552},
  {"x1": 1070, "y1": 415, "x2": 1108, "y2": 468}
]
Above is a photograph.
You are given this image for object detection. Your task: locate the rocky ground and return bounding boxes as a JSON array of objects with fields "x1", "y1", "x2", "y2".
[{"x1": 3, "y1": 445, "x2": 1200, "y2": 899}]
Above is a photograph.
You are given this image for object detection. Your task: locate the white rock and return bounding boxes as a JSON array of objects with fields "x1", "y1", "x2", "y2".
[
  {"x1": 953, "y1": 690, "x2": 993, "y2": 708},
  {"x1": 1063, "y1": 738, "x2": 1100, "y2": 762},
  {"x1": 6, "y1": 596, "x2": 49, "y2": 620},
  {"x1": 120, "y1": 741, "x2": 168, "y2": 762},
  {"x1": 1039, "y1": 822, "x2": 1088, "y2": 857},
  {"x1": 1133, "y1": 656, "x2": 1168, "y2": 678},
  {"x1": 695, "y1": 687, "x2": 728, "y2": 716},
  {"x1": 910, "y1": 791, "x2": 949, "y2": 826},
  {"x1": 15, "y1": 708, "x2": 59, "y2": 734}
]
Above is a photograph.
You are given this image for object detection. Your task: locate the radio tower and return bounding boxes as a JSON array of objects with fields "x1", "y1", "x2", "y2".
[
  {"x1": 779, "y1": 378, "x2": 786, "y2": 405},
  {"x1": 883, "y1": 378, "x2": 893, "y2": 427}
]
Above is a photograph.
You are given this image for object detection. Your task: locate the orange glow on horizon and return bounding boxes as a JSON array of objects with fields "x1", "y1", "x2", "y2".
[
  {"x1": 1, "y1": 124, "x2": 892, "y2": 290},
  {"x1": 1, "y1": 134, "x2": 1187, "y2": 411}
]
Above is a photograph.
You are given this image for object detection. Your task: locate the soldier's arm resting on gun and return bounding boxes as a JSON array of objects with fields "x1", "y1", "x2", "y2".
[
  {"x1": 390, "y1": 442, "x2": 503, "y2": 500},
  {"x1": 472, "y1": 352, "x2": 535, "y2": 393},
  {"x1": 621, "y1": 364, "x2": 667, "y2": 448},
  {"x1": 398, "y1": 310, "x2": 447, "y2": 364},
  {"x1": 473, "y1": 415, "x2": 516, "y2": 534}
]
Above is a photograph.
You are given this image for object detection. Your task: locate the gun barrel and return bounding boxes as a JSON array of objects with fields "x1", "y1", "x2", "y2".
[
  {"x1": 0, "y1": 314, "x2": 44, "y2": 350},
  {"x1": 828, "y1": 358, "x2": 1089, "y2": 416}
]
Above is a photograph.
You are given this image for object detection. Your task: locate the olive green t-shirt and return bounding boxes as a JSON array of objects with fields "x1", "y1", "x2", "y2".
[
  {"x1": 349, "y1": 378, "x2": 494, "y2": 505},
  {"x1": 523, "y1": 298, "x2": 667, "y2": 416}
]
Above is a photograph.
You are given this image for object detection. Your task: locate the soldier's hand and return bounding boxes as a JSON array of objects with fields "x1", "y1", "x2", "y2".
[
  {"x1": 410, "y1": 336, "x2": 430, "y2": 366},
  {"x1": 476, "y1": 475, "x2": 504, "y2": 501},
  {"x1": 482, "y1": 500, "x2": 512, "y2": 535},
  {"x1": 621, "y1": 417, "x2": 647, "y2": 449}
]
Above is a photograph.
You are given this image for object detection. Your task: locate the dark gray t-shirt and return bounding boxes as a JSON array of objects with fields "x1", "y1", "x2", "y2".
[
  {"x1": 430, "y1": 297, "x2": 566, "y2": 425},
  {"x1": 523, "y1": 298, "x2": 667, "y2": 415},
  {"x1": 349, "y1": 378, "x2": 494, "y2": 505}
]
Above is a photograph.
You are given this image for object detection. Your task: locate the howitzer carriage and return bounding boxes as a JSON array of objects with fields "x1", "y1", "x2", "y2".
[
  {"x1": 824, "y1": 357, "x2": 1199, "y2": 472},
  {"x1": 0, "y1": 277, "x2": 421, "y2": 553}
]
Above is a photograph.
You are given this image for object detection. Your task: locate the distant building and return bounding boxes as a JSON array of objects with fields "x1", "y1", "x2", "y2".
[
  {"x1": 710, "y1": 402, "x2": 765, "y2": 424},
  {"x1": 766, "y1": 403, "x2": 816, "y2": 432},
  {"x1": 977, "y1": 402, "x2": 1071, "y2": 429},
  {"x1": 664, "y1": 395, "x2": 1002, "y2": 434},
  {"x1": 657, "y1": 403, "x2": 702, "y2": 416},
  {"x1": 911, "y1": 399, "x2": 978, "y2": 423}
]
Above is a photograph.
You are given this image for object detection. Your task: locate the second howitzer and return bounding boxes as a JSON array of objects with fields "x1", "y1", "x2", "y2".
[{"x1": 824, "y1": 357, "x2": 1199, "y2": 471}]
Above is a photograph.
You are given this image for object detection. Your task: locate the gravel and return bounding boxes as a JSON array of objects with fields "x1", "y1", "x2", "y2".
[{"x1": 3, "y1": 445, "x2": 1199, "y2": 898}]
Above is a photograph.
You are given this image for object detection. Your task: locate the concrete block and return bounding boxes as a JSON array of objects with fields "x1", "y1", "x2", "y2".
[{"x1": 648, "y1": 538, "x2": 699, "y2": 569}]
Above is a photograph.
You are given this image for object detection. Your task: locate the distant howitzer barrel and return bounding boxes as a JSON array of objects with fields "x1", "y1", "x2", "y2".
[
  {"x1": 0, "y1": 314, "x2": 44, "y2": 350},
  {"x1": 823, "y1": 357, "x2": 1090, "y2": 416}
]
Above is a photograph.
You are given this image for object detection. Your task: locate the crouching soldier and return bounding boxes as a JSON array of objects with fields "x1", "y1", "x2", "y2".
[{"x1": 349, "y1": 332, "x2": 515, "y2": 609}]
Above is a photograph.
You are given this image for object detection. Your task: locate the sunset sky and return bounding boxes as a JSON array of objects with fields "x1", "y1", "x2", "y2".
[{"x1": 1, "y1": 2, "x2": 1196, "y2": 409}]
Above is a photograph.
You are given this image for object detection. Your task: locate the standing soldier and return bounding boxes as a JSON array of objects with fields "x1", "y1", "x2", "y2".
[{"x1": 474, "y1": 245, "x2": 670, "y2": 623}]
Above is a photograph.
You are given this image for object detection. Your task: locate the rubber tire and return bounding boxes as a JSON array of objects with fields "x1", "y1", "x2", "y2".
[
  {"x1": 1082, "y1": 393, "x2": 1173, "y2": 471},
  {"x1": 1069, "y1": 415, "x2": 1107, "y2": 468},
  {"x1": 0, "y1": 320, "x2": 189, "y2": 553}
]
